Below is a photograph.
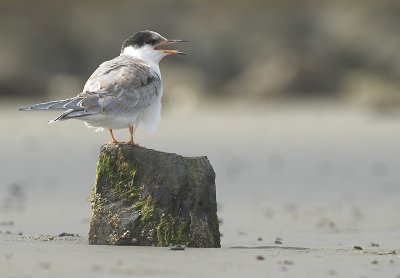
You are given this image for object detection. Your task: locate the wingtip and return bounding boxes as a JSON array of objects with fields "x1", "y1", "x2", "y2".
[
  {"x1": 48, "y1": 119, "x2": 58, "y2": 124},
  {"x1": 18, "y1": 106, "x2": 31, "y2": 111}
]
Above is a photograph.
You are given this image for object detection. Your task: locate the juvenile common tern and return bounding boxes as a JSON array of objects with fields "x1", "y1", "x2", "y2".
[{"x1": 19, "y1": 30, "x2": 188, "y2": 144}]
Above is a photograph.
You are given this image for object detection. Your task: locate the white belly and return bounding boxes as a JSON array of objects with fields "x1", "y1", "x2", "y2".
[
  {"x1": 137, "y1": 88, "x2": 163, "y2": 133},
  {"x1": 83, "y1": 113, "x2": 140, "y2": 130}
]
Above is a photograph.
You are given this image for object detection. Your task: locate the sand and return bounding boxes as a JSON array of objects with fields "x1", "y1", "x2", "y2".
[
  {"x1": 0, "y1": 234, "x2": 398, "y2": 278},
  {"x1": 1, "y1": 101, "x2": 399, "y2": 277}
]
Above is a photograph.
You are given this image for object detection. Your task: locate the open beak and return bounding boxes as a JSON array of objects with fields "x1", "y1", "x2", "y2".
[{"x1": 155, "y1": 39, "x2": 189, "y2": 55}]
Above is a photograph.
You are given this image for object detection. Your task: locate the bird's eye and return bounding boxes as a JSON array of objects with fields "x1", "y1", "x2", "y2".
[{"x1": 147, "y1": 39, "x2": 156, "y2": 45}]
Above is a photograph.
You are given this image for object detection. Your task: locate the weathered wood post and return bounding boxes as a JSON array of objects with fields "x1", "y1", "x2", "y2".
[{"x1": 88, "y1": 144, "x2": 220, "y2": 247}]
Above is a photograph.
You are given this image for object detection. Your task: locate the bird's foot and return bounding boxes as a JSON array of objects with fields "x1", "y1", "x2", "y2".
[
  {"x1": 108, "y1": 140, "x2": 121, "y2": 144},
  {"x1": 124, "y1": 140, "x2": 139, "y2": 146}
]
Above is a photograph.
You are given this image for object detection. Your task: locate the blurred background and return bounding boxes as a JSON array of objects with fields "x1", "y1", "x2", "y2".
[
  {"x1": 2, "y1": 0, "x2": 400, "y2": 110},
  {"x1": 1, "y1": 0, "x2": 400, "y2": 247}
]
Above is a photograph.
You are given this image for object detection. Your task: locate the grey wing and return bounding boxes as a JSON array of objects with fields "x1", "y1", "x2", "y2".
[
  {"x1": 55, "y1": 56, "x2": 161, "y2": 121},
  {"x1": 19, "y1": 97, "x2": 83, "y2": 111}
]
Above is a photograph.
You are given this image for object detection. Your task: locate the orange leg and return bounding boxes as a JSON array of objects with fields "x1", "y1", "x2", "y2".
[
  {"x1": 108, "y1": 129, "x2": 119, "y2": 144},
  {"x1": 128, "y1": 126, "x2": 135, "y2": 145}
]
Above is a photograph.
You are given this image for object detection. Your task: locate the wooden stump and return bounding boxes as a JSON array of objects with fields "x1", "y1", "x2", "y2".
[{"x1": 88, "y1": 144, "x2": 220, "y2": 247}]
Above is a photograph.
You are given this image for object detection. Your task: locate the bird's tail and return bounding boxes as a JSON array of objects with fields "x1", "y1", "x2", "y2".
[{"x1": 19, "y1": 97, "x2": 82, "y2": 111}]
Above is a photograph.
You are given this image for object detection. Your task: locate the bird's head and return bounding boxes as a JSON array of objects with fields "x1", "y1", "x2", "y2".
[{"x1": 121, "y1": 30, "x2": 188, "y2": 63}]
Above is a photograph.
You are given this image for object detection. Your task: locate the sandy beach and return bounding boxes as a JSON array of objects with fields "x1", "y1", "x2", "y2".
[{"x1": 1, "y1": 102, "x2": 399, "y2": 277}]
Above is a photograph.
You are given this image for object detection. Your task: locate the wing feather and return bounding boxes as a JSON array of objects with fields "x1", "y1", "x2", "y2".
[
  {"x1": 19, "y1": 97, "x2": 82, "y2": 111},
  {"x1": 56, "y1": 55, "x2": 161, "y2": 121}
]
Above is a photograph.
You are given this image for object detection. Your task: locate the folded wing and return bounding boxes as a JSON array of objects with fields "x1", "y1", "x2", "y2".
[{"x1": 20, "y1": 55, "x2": 161, "y2": 123}]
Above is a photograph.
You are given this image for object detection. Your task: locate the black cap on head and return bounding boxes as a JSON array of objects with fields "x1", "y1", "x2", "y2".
[{"x1": 121, "y1": 30, "x2": 166, "y2": 52}]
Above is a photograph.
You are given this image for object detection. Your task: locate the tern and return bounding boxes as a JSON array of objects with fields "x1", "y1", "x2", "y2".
[{"x1": 19, "y1": 30, "x2": 188, "y2": 144}]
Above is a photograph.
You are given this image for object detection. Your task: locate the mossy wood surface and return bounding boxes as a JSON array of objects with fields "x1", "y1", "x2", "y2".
[{"x1": 89, "y1": 144, "x2": 220, "y2": 247}]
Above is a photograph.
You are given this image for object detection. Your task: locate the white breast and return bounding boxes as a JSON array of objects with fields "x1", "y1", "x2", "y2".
[
  {"x1": 138, "y1": 86, "x2": 163, "y2": 132},
  {"x1": 135, "y1": 55, "x2": 163, "y2": 133}
]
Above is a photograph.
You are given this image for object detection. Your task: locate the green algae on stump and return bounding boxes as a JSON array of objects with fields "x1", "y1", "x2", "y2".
[{"x1": 89, "y1": 144, "x2": 220, "y2": 247}]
